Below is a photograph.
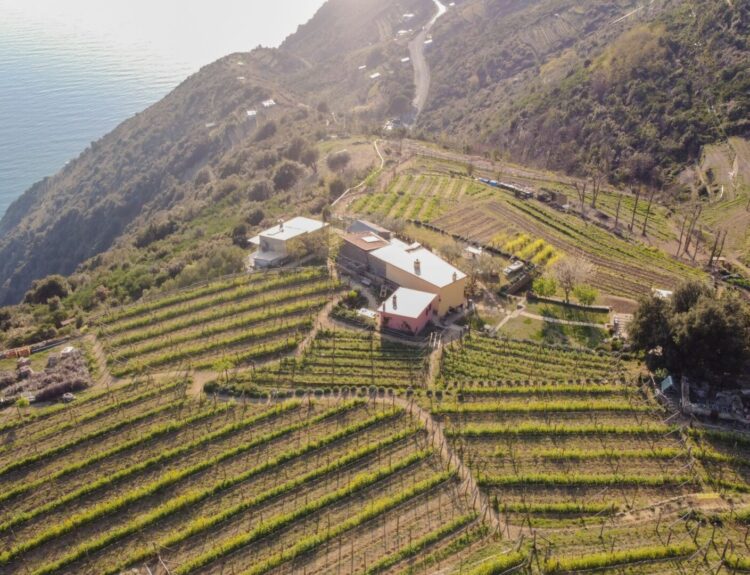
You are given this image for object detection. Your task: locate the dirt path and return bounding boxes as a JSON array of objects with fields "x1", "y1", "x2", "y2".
[
  {"x1": 331, "y1": 139, "x2": 384, "y2": 210},
  {"x1": 399, "y1": 395, "x2": 509, "y2": 535},
  {"x1": 83, "y1": 334, "x2": 115, "y2": 389}
]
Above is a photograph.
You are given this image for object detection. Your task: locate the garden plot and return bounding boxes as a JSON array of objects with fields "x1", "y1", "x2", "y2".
[
  {"x1": 0, "y1": 379, "x2": 476, "y2": 575},
  {"x1": 98, "y1": 267, "x2": 339, "y2": 375}
]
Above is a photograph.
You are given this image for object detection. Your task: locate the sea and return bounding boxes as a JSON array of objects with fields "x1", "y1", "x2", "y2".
[{"x1": 0, "y1": 0, "x2": 325, "y2": 219}]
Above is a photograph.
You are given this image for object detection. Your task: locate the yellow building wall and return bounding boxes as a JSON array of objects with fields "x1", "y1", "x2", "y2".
[{"x1": 384, "y1": 264, "x2": 466, "y2": 316}]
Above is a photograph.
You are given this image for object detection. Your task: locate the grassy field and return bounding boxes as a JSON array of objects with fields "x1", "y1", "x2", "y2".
[
  {"x1": 97, "y1": 267, "x2": 340, "y2": 376},
  {"x1": 496, "y1": 315, "x2": 608, "y2": 349},
  {"x1": 0, "y1": 377, "x2": 482, "y2": 575}
]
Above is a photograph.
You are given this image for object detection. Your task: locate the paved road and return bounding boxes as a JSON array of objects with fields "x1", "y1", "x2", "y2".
[{"x1": 408, "y1": 0, "x2": 446, "y2": 118}]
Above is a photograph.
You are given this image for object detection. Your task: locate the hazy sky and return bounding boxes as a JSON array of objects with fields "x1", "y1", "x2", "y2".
[{"x1": 0, "y1": 0, "x2": 327, "y2": 68}]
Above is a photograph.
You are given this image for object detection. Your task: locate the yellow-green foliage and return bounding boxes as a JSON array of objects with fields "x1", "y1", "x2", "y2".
[
  {"x1": 517, "y1": 238, "x2": 546, "y2": 260},
  {"x1": 531, "y1": 245, "x2": 557, "y2": 265},
  {"x1": 503, "y1": 234, "x2": 531, "y2": 254},
  {"x1": 543, "y1": 542, "x2": 695, "y2": 573}
]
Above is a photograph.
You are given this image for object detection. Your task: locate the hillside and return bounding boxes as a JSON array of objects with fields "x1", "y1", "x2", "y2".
[
  {"x1": 0, "y1": 49, "x2": 301, "y2": 305},
  {"x1": 0, "y1": 0, "x2": 427, "y2": 306},
  {"x1": 2, "y1": 0, "x2": 749, "y2": 305},
  {"x1": 419, "y1": 0, "x2": 750, "y2": 183},
  {"x1": 3, "y1": 1, "x2": 750, "y2": 573}
]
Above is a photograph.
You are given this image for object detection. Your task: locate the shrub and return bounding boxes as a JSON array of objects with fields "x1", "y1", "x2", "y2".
[
  {"x1": 249, "y1": 179, "x2": 274, "y2": 201},
  {"x1": 23, "y1": 275, "x2": 70, "y2": 305},
  {"x1": 254, "y1": 120, "x2": 277, "y2": 141},
  {"x1": 329, "y1": 178, "x2": 346, "y2": 200},
  {"x1": 273, "y1": 161, "x2": 304, "y2": 191},
  {"x1": 326, "y1": 151, "x2": 351, "y2": 173}
]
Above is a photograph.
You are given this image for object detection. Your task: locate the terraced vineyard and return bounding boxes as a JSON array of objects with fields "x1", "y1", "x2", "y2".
[
  {"x1": 0, "y1": 376, "x2": 484, "y2": 575},
  {"x1": 434, "y1": 334, "x2": 700, "y2": 527},
  {"x1": 440, "y1": 334, "x2": 629, "y2": 383},
  {"x1": 427, "y1": 184, "x2": 705, "y2": 299},
  {"x1": 98, "y1": 267, "x2": 339, "y2": 376},
  {"x1": 350, "y1": 173, "x2": 489, "y2": 223},
  {"x1": 687, "y1": 427, "x2": 750, "y2": 493},
  {"x1": 222, "y1": 328, "x2": 430, "y2": 392}
]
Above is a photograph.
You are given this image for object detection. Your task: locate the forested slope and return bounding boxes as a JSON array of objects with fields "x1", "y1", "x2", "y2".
[{"x1": 420, "y1": 0, "x2": 750, "y2": 183}]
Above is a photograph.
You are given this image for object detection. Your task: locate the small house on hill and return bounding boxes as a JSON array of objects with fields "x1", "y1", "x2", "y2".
[
  {"x1": 249, "y1": 216, "x2": 327, "y2": 268},
  {"x1": 378, "y1": 288, "x2": 437, "y2": 335}
]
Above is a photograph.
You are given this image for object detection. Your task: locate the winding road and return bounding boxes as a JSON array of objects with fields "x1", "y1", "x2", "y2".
[{"x1": 408, "y1": 0, "x2": 447, "y2": 119}]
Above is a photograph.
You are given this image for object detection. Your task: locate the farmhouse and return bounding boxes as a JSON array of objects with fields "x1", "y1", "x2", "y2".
[
  {"x1": 249, "y1": 216, "x2": 327, "y2": 268},
  {"x1": 378, "y1": 287, "x2": 437, "y2": 335},
  {"x1": 370, "y1": 240, "x2": 467, "y2": 316}
]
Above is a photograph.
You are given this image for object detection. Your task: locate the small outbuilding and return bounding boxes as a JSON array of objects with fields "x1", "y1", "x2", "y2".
[
  {"x1": 249, "y1": 216, "x2": 328, "y2": 269},
  {"x1": 378, "y1": 288, "x2": 437, "y2": 335},
  {"x1": 339, "y1": 232, "x2": 390, "y2": 266}
]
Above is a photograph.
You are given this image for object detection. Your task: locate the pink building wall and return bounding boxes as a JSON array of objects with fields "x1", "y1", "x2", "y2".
[{"x1": 378, "y1": 307, "x2": 432, "y2": 335}]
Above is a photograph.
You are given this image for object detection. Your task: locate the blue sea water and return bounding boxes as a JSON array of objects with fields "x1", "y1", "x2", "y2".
[{"x1": 0, "y1": 0, "x2": 325, "y2": 219}]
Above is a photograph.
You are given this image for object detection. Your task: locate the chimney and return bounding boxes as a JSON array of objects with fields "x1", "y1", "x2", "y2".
[
  {"x1": 392, "y1": 294, "x2": 398, "y2": 310},
  {"x1": 452, "y1": 271, "x2": 458, "y2": 282},
  {"x1": 278, "y1": 218, "x2": 284, "y2": 231},
  {"x1": 413, "y1": 259, "x2": 421, "y2": 275}
]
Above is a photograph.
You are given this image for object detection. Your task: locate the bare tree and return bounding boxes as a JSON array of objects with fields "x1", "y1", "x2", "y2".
[
  {"x1": 641, "y1": 188, "x2": 656, "y2": 236},
  {"x1": 553, "y1": 257, "x2": 594, "y2": 303},
  {"x1": 590, "y1": 172, "x2": 604, "y2": 210},
  {"x1": 574, "y1": 181, "x2": 588, "y2": 218},
  {"x1": 682, "y1": 205, "x2": 702, "y2": 256},
  {"x1": 676, "y1": 214, "x2": 688, "y2": 257},
  {"x1": 614, "y1": 194, "x2": 623, "y2": 230},
  {"x1": 708, "y1": 230, "x2": 721, "y2": 268},
  {"x1": 629, "y1": 187, "x2": 641, "y2": 232}
]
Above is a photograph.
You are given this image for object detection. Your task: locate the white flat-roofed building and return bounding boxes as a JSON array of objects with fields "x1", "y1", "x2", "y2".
[{"x1": 249, "y1": 216, "x2": 327, "y2": 268}]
